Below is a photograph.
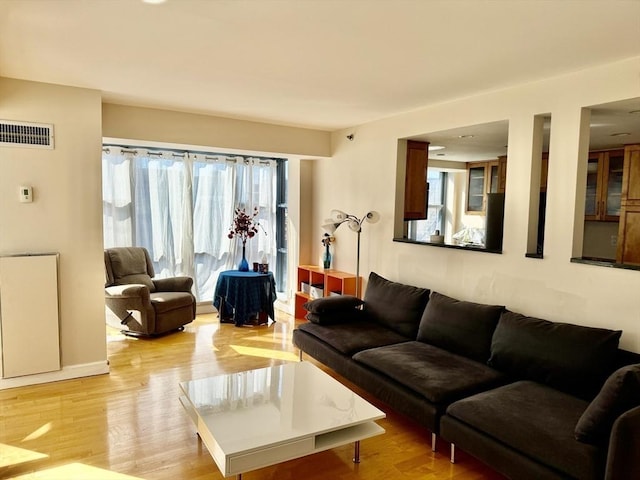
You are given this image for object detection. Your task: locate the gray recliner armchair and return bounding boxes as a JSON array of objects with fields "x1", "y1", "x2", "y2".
[{"x1": 104, "y1": 247, "x2": 196, "y2": 336}]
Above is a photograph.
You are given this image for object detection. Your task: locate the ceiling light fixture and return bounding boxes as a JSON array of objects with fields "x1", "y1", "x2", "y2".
[
  {"x1": 611, "y1": 132, "x2": 631, "y2": 137},
  {"x1": 629, "y1": 110, "x2": 640, "y2": 115},
  {"x1": 142, "y1": 0, "x2": 167, "y2": 4},
  {"x1": 428, "y1": 145, "x2": 445, "y2": 151},
  {"x1": 458, "y1": 135, "x2": 475, "y2": 139}
]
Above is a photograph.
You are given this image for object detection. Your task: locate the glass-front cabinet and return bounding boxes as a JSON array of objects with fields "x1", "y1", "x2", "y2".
[
  {"x1": 467, "y1": 164, "x2": 486, "y2": 212},
  {"x1": 466, "y1": 159, "x2": 506, "y2": 213},
  {"x1": 585, "y1": 149, "x2": 624, "y2": 221}
]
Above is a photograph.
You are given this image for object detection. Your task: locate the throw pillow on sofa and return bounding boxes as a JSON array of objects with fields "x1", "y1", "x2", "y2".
[
  {"x1": 575, "y1": 363, "x2": 640, "y2": 445},
  {"x1": 416, "y1": 291, "x2": 504, "y2": 363},
  {"x1": 488, "y1": 311, "x2": 622, "y2": 399},
  {"x1": 303, "y1": 295, "x2": 364, "y2": 314},
  {"x1": 303, "y1": 295, "x2": 365, "y2": 325},
  {"x1": 363, "y1": 272, "x2": 431, "y2": 338}
]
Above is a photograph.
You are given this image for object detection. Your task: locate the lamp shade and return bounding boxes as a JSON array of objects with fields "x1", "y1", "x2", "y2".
[
  {"x1": 365, "y1": 211, "x2": 380, "y2": 224},
  {"x1": 322, "y1": 222, "x2": 340, "y2": 234},
  {"x1": 331, "y1": 209, "x2": 348, "y2": 221},
  {"x1": 347, "y1": 219, "x2": 360, "y2": 232}
]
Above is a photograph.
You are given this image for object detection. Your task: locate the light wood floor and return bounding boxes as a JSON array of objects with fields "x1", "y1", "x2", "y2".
[{"x1": 0, "y1": 312, "x2": 505, "y2": 480}]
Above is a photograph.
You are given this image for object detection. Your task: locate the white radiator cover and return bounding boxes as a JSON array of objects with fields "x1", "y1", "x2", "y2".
[{"x1": 0, "y1": 254, "x2": 60, "y2": 378}]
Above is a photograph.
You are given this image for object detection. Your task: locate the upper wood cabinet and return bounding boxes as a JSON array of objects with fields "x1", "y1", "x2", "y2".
[
  {"x1": 466, "y1": 158, "x2": 507, "y2": 213},
  {"x1": 616, "y1": 145, "x2": 640, "y2": 265},
  {"x1": 585, "y1": 149, "x2": 624, "y2": 222},
  {"x1": 497, "y1": 155, "x2": 507, "y2": 193},
  {"x1": 404, "y1": 140, "x2": 429, "y2": 220},
  {"x1": 540, "y1": 153, "x2": 549, "y2": 192}
]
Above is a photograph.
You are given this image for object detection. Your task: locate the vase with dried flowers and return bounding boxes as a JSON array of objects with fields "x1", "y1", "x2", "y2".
[
  {"x1": 228, "y1": 207, "x2": 261, "y2": 271},
  {"x1": 321, "y1": 233, "x2": 335, "y2": 269}
]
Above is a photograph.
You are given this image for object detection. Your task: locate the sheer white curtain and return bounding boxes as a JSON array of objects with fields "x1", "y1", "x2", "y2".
[{"x1": 102, "y1": 146, "x2": 278, "y2": 302}]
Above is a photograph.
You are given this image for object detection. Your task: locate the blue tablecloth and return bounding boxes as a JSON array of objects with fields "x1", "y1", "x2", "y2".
[{"x1": 213, "y1": 270, "x2": 277, "y2": 326}]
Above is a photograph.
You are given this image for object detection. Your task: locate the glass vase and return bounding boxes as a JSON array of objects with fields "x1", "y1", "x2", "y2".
[
  {"x1": 238, "y1": 244, "x2": 249, "y2": 271},
  {"x1": 322, "y1": 246, "x2": 332, "y2": 269}
]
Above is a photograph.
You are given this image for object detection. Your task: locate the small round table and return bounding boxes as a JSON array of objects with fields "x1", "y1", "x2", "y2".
[{"x1": 213, "y1": 270, "x2": 277, "y2": 327}]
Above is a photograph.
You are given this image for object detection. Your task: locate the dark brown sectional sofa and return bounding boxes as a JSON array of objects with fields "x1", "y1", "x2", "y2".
[{"x1": 292, "y1": 272, "x2": 640, "y2": 480}]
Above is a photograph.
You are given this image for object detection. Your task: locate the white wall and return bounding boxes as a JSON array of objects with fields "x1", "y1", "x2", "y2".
[
  {"x1": 314, "y1": 57, "x2": 640, "y2": 352},
  {"x1": 0, "y1": 78, "x2": 108, "y2": 387},
  {"x1": 102, "y1": 103, "x2": 331, "y2": 158}
]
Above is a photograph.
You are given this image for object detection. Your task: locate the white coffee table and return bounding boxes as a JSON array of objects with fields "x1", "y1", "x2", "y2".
[{"x1": 179, "y1": 361, "x2": 385, "y2": 479}]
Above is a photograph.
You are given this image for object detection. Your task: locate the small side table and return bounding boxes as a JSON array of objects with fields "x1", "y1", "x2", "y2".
[{"x1": 213, "y1": 270, "x2": 277, "y2": 327}]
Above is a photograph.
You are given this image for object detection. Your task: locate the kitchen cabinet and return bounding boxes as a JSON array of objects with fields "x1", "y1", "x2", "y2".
[
  {"x1": 466, "y1": 158, "x2": 507, "y2": 213},
  {"x1": 585, "y1": 149, "x2": 624, "y2": 222},
  {"x1": 404, "y1": 140, "x2": 429, "y2": 220},
  {"x1": 616, "y1": 145, "x2": 640, "y2": 265}
]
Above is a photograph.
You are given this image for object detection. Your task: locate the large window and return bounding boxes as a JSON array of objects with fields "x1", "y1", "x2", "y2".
[
  {"x1": 408, "y1": 170, "x2": 447, "y2": 242},
  {"x1": 102, "y1": 145, "x2": 287, "y2": 301}
]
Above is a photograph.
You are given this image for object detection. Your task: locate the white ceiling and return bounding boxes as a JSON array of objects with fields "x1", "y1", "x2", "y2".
[{"x1": 1, "y1": 0, "x2": 639, "y2": 133}]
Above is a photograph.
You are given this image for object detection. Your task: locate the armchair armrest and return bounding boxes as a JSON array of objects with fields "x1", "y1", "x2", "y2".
[
  {"x1": 153, "y1": 276, "x2": 193, "y2": 292},
  {"x1": 105, "y1": 284, "x2": 151, "y2": 303},
  {"x1": 605, "y1": 405, "x2": 640, "y2": 479}
]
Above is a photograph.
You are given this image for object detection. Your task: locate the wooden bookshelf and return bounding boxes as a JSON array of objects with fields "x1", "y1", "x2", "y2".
[{"x1": 294, "y1": 265, "x2": 359, "y2": 319}]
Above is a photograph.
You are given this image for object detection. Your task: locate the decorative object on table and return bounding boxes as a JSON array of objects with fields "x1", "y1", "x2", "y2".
[
  {"x1": 228, "y1": 206, "x2": 263, "y2": 271},
  {"x1": 322, "y1": 209, "x2": 380, "y2": 298},
  {"x1": 430, "y1": 229, "x2": 445, "y2": 244},
  {"x1": 259, "y1": 253, "x2": 269, "y2": 273},
  {"x1": 321, "y1": 233, "x2": 335, "y2": 269},
  {"x1": 253, "y1": 262, "x2": 259, "y2": 272}
]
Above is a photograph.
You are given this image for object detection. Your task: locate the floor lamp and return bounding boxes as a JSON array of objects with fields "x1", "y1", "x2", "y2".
[{"x1": 321, "y1": 210, "x2": 380, "y2": 298}]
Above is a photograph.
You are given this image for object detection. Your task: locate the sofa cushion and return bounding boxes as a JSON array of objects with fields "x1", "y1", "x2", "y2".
[
  {"x1": 296, "y1": 321, "x2": 408, "y2": 356},
  {"x1": 416, "y1": 292, "x2": 504, "y2": 363},
  {"x1": 575, "y1": 363, "x2": 640, "y2": 445},
  {"x1": 363, "y1": 272, "x2": 430, "y2": 339},
  {"x1": 488, "y1": 311, "x2": 622, "y2": 399},
  {"x1": 446, "y1": 381, "x2": 602, "y2": 480},
  {"x1": 305, "y1": 309, "x2": 367, "y2": 325},
  {"x1": 352, "y1": 341, "x2": 507, "y2": 404},
  {"x1": 303, "y1": 295, "x2": 364, "y2": 314}
]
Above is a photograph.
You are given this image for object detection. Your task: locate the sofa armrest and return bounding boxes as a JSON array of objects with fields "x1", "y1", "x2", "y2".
[
  {"x1": 605, "y1": 405, "x2": 640, "y2": 480},
  {"x1": 153, "y1": 276, "x2": 193, "y2": 292},
  {"x1": 304, "y1": 295, "x2": 364, "y2": 314}
]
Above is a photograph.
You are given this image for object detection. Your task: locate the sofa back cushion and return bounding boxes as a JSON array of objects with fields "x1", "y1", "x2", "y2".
[
  {"x1": 363, "y1": 272, "x2": 430, "y2": 338},
  {"x1": 416, "y1": 292, "x2": 504, "y2": 362},
  {"x1": 488, "y1": 310, "x2": 622, "y2": 399},
  {"x1": 575, "y1": 363, "x2": 640, "y2": 445}
]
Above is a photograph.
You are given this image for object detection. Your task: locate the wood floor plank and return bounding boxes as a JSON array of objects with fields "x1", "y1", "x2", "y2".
[{"x1": 0, "y1": 312, "x2": 505, "y2": 479}]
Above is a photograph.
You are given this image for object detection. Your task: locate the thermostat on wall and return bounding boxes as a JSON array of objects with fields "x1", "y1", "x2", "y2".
[{"x1": 19, "y1": 186, "x2": 33, "y2": 203}]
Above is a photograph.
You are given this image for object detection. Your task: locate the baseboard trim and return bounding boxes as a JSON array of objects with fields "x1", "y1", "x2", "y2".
[
  {"x1": 0, "y1": 361, "x2": 109, "y2": 390},
  {"x1": 196, "y1": 303, "x2": 215, "y2": 315}
]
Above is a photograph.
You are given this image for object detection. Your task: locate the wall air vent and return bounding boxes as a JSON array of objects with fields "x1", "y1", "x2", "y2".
[{"x1": 0, "y1": 120, "x2": 54, "y2": 149}]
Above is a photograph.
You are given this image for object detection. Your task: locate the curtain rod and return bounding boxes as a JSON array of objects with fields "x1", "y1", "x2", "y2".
[{"x1": 103, "y1": 144, "x2": 286, "y2": 163}]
